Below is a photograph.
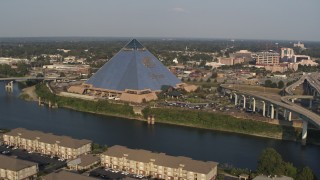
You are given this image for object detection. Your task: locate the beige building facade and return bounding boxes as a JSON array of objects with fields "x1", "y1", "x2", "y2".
[
  {"x1": 0, "y1": 155, "x2": 38, "y2": 180},
  {"x1": 3, "y1": 128, "x2": 92, "y2": 159},
  {"x1": 67, "y1": 154, "x2": 100, "y2": 171},
  {"x1": 101, "y1": 145, "x2": 218, "y2": 180},
  {"x1": 255, "y1": 52, "x2": 279, "y2": 65}
]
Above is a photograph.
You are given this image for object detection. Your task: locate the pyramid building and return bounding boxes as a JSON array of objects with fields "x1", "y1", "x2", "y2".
[
  {"x1": 86, "y1": 39, "x2": 181, "y2": 92},
  {"x1": 70, "y1": 39, "x2": 197, "y2": 103}
]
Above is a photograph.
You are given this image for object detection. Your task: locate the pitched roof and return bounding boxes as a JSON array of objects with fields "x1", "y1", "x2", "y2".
[
  {"x1": 0, "y1": 155, "x2": 37, "y2": 171},
  {"x1": 68, "y1": 154, "x2": 100, "y2": 167},
  {"x1": 103, "y1": 145, "x2": 218, "y2": 174},
  {"x1": 86, "y1": 39, "x2": 181, "y2": 91},
  {"x1": 5, "y1": 128, "x2": 91, "y2": 149}
]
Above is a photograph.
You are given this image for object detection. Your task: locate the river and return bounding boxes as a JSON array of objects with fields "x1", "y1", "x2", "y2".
[{"x1": 0, "y1": 82, "x2": 319, "y2": 176}]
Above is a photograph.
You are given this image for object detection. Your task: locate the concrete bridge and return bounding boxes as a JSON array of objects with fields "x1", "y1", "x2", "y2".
[
  {"x1": 0, "y1": 76, "x2": 63, "y2": 82},
  {"x1": 285, "y1": 73, "x2": 320, "y2": 96},
  {"x1": 0, "y1": 76, "x2": 66, "y2": 93},
  {"x1": 221, "y1": 84, "x2": 320, "y2": 145}
]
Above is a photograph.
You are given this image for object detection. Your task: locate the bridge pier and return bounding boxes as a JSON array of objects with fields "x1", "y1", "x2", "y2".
[
  {"x1": 242, "y1": 95, "x2": 246, "y2": 109},
  {"x1": 5, "y1": 81, "x2": 13, "y2": 93},
  {"x1": 275, "y1": 106, "x2": 279, "y2": 119},
  {"x1": 261, "y1": 101, "x2": 265, "y2": 117},
  {"x1": 283, "y1": 109, "x2": 287, "y2": 120},
  {"x1": 270, "y1": 104, "x2": 274, "y2": 119},
  {"x1": 234, "y1": 94, "x2": 238, "y2": 105},
  {"x1": 252, "y1": 98, "x2": 256, "y2": 112},
  {"x1": 309, "y1": 99, "x2": 312, "y2": 109},
  {"x1": 302, "y1": 121, "x2": 308, "y2": 145},
  {"x1": 288, "y1": 111, "x2": 292, "y2": 121}
]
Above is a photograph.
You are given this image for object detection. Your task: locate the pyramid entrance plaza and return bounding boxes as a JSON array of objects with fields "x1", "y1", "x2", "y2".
[{"x1": 68, "y1": 39, "x2": 197, "y2": 103}]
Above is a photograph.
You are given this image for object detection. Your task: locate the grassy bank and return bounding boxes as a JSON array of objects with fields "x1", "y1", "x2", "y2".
[
  {"x1": 34, "y1": 83, "x2": 306, "y2": 141},
  {"x1": 142, "y1": 107, "x2": 302, "y2": 140},
  {"x1": 35, "y1": 83, "x2": 135, "y2": 118}
]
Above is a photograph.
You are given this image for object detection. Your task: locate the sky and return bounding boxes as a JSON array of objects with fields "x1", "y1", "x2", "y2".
[{"x1": 1, "y1": 0, "x2": 320, "y2": 41}]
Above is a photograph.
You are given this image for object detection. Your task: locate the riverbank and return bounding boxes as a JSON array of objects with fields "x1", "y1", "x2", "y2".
[
  {"x1": 19, "y1": 85, "x2": 38, "y2": 101},
  {"x1": 26, "y1": 83, "x2": 320, "y2": 144}
]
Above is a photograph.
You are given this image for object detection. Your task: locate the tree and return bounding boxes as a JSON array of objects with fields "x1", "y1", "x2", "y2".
[
  {"x1": 16, "y1": 62, "x2": 29, "y2": 76},
  {"x1": 296, "y1": 167, "x2": 315, "y2": 180},
  {"x1": 283, "y1": 162, "x2": 297, "y2": 178},
  {"x1": 265, "y1": 80, "x2": 272, "y2": 87},
  {"x1": 257, "y1": 148, "x2": 285, "y2": 176},
  {"x1": 278, "y1": 80, "x2": 284, "y2": 89},
  {"x1": 211, "y1": 72, "x2": 218, "y2": 78},
  {"x1": 271, "y1": 82, "x2": 277, "y2": 88},
  {"x1": 36, "y1": 73, "x2": 44, "y2": 77},
  {"x1": 60, "y1": 72, "x2": 66, "y2": 77}
]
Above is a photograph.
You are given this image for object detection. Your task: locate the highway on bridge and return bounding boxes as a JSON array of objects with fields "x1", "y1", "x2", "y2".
[
  {"x1": 0, "y1": 77, "x2": 61, "y2": 81},
  {"x1": 285, "y1": 73, "x2": 320, "y2": 95},
  {"x1": 221, "y1": 84, "x2": 320, "y2": 129}
]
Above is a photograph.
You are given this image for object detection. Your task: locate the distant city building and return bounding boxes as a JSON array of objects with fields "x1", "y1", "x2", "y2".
[
  {"x1": 0, "y1": 155, "x2": 38, "y2": 180},
  {"x1": 231, "y1": 50, "x2": 252, "y2": 62},
  {"x1": 172, "y1": 58, "x2": 179, "y2": 64},
  {"x1": 57, "y1": 49, "x2": 71, "y2": 53},
  {"x1": 293, "y1": 55, "x2": 311, "y2": 63},
  {"x1": 101, "y1": 145, "x2": 218, "y2": 180},
  {"x1": 298, "y1": 59, "x2": 318, "y2": 66},
  {"x1": 43, "y1": 64, "x2": 91, "y2": 77},
  {"x1": 255, "y1": 52, "x2": 279, "y2": 65},
  {"x1": 293, "y1": 41, "x2": 306, "y2": 50},
  {"x1": 3, "y1": 128, "x2": 92, "y2": 159},
  {"x1": 219, "y1": 57, "x2": 244, "y2": 66},
  {"x1": 280, "y1": 48, "x2": 294, "y2": 59},
  {"x1": 0, "y1": 57, "x2": 29, "y2": 65}
]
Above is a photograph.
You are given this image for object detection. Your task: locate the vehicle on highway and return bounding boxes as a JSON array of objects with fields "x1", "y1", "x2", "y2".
[{"x1": 1, "y1": 150, "x2": 11, "y2": 155}]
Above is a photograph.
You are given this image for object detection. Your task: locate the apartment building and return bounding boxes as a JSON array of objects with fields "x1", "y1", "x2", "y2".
[
  {"x1": 101, "y1": 145, "x2": 218, "y2": 180},
  {"x1": 3, "y1": 128, "x2": 92, "y2": 159},
  {"x1": 0, "y1": 155, "x2": 38, "y2": 180},
  {"x1": 255, "y1": 52, "x2": 279, "y2": 65},
  {"x1": 67, "y1": 154, "x2": 100, "y2": 171}
]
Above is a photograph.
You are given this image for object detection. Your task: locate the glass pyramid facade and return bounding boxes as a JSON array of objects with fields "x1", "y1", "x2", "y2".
[{"x1": 85, "y1": 39, "x2": 181, "y2": 91}]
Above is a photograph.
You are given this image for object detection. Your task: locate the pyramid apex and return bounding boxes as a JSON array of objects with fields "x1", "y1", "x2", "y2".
[{"x1": 124, "y1": 39, "x2": 144, "y2": 50}]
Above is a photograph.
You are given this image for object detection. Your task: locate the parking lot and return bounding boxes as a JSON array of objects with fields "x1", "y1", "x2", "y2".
[
  {"x1": 0, "y1": 145, "x2": 66, "y2": 173},
  {"x1": 90, "y1": 167, "x2": 149, "y2": 180}
]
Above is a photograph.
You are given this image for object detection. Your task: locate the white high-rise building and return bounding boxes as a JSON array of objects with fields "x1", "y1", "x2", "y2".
[{"x1": 281, "y1": 48, "x2": 295, "y2": 59}]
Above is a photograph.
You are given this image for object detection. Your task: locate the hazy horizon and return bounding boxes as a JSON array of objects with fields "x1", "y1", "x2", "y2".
[{"x1": 1, "y1": 0, "x2": 319, "y2": 41}]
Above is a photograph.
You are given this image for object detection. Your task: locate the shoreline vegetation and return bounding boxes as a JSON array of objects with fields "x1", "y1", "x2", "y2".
[{"x1": 20, "y1": 83, "x2": 320, "y2": 144}]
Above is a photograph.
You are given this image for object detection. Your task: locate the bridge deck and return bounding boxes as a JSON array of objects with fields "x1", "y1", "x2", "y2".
[{"x1": 222, "y1": 84, "x2": 320, "y2": 129}]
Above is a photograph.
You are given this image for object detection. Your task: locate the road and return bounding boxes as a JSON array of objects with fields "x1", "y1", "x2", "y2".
[
  {"x1": 285, "y1": 73, "x2": 320, "y2": 95},
  {"x1": 0, "y1": 76, "x2": 62, "y2": 81}
]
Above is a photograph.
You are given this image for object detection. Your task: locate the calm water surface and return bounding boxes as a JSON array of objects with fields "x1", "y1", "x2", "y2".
[{"x1": 0, "y1": 82, "x2": 319, "y2": 176}]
